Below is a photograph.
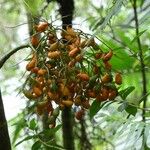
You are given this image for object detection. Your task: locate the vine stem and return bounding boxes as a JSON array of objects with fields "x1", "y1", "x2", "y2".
[{"x1": 132, "y1": 0, "x2": 147, "y2": 148}]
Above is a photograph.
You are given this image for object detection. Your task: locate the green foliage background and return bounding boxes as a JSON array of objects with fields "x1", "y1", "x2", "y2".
[{"x1": 0, "y1": 0, "x2": 150, "y2": 150}]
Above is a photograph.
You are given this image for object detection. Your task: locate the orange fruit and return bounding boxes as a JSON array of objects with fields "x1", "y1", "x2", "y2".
[
  {"x1": 33, "y1": 87, "x2": 42, "y2": 96},
  {"x1": 75, "y1": 109, "x2": 85, "y2": 120},
  {"x1": 108, "y1": 89, "x2": 117, "y2": 100},
  {"x1": 102, "y1": 50, "x2": 113, "y2": 61},
  {"x1": 74, "y1": 96, "x2": 82, "y2": 106},
  {"x1": 104, "y1": 61, "x2": 112, "y2": 70},
  {"x1": 37, "y1": 69, "x2": 47, "y2": 76},
  {"x1": 48, "y1": 51, "x2": 61, "y2": 59},
  {"x1": 82, "y1": 100, "x2": 90, "y2": 109},
  {"x1": 31, "y1": 67, "x2": 39, "y2": 74},
  {"x1": 94, "y1": 52, "x2": 102, "y2": 59},
  {"x1": 101, "y1": 73, "x2": 112, "y2": 83},
  {"x1": 31, "y1": 35, "x2": 39, "y2": 47},
  {"x1": 35, "y1": 22, "x2": 48, "y2": 32},
  {"x1": 69, "y1": 47, "x2": 80, "y2": 57},
  {"x1": 49, "y1": 42, "x2": 59, "y2": 51},
  {"x1": 26, "y1": 60, "x2": 36, "y2": 71},
  {"x1": 77, "y1": 73, "x2": 90, "y2": 81},
  {"x1": 115, "y1": 73, "x2": 122, "y2": 85},
  {"x1": 62, "y1": 100, "x2": 73, "y2": 107},
  {"x1": 68, "y1": 59, "x2": 76, "y2": 68},
  {"x1": 75, "y1": 54, "x2": 83, "y2": 62}
]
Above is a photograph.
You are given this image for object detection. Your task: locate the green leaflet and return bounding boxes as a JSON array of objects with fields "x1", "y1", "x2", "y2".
[{"x1": 92, "y1": 0, "x2": 125, "y2": 31}]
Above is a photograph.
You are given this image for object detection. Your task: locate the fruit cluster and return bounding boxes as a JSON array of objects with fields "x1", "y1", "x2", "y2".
[{"x1": 23, "y1": 22, "x2": 122, "y2": 126}]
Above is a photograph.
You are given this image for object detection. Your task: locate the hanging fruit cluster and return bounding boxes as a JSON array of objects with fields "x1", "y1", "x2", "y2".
[{"x1": 23, "y1": 21, "x2": 122, "y2": 126}]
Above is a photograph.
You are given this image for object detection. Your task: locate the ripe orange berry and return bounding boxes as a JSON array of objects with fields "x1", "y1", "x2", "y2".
[
  {"x1": 75, "y1": 109, "x2": 85, "y2": 120},
  {"x1": 49, "y1": 42, "x2": 59, "y2": 51},
  {"x1": 37, "y1": 69, "x2": 47, "y2": 76},
  {"x1": 101, "y1": 73, "x2": 112, "y2": 83},
  {"x1": 102, "y1": 50, "x2": 113, "y2": 61},
  {"x1": 93, "y1": 65, "x2": 99, "y2": 74},
  {"x1": 31, "y1": 35, "x2": 39, "y2": 47},
  {"x1": 94, "y1": 52, "x2": 102, "y2": 59},
  {"x1": 108, "y1": 89, "x2": 118, "y2": 100},
  {"x1": 104, "y1": 61, "x2": 112, "y2": 70},
  {"x1": 26, "y1": 60, "x2": 36, "y2": 71},
  {"x1": 35, "y1": 22, "x2": 48, "y2": 32},
  {"x1": 96, "y1": 87, "x2": 109, "y2": 101},
  {"x1": 59, "y1": 103, "x2": 65, "y2": 110},
  {"x1": 62, "y1": 100, "x2": 73, "y2": 107},
  {"x1": 59, "y1": 83, "x2": 71, "y2": 96},
  {"x1": 75, "y1": 54, "x2": 83, "y2": 62},
  {"x1": 77, "y1": 73, "x2": 90, "y2": 81},
  {"x1": 115, "y1": 73, "x2": 122, "y2": 85},
  {"x1": 74, "y1": 96, "x2": 82, "y2": 106},
  {"x1": 33, "y1": 87, "x2": 42, "y2": 96},
  {"x1": 31, "y1": 67, "x2": 39, "y2": 74},
  {"x1": 86, "y1": 90, "x2": 96, "y2": 98},
  {"x1": 48, "y1": 92, "x2": 59, "y2": 100},
  {"x1": 82, "y1": 100, "x2": 90, "y2": 109},
  {"x1": 23, "y1": 90, "x2": 35, "y2": 99},
  {"x1": 66, "y1": 26, "x2": 77, "y2": 37},
  {"x1": 48, "y1": 51, "x2": 61, "y2": 59},
  {"x1": 101, "y1": 87, "x2": 109, "y2": 100},
  {"x1": 69, "y1": 47, "x2": 80, "y2": 57},
  {"x1": 68, "y1": 59, "x2": 76, "y2": 68}
]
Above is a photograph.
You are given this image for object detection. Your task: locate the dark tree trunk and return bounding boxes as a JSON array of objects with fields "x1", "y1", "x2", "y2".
[
  {"x1": 56, "y1": 0, "x2": 75, "y2": 149},
  {"x1": 0, "y1": 89, "x2": 11, "y2": 150},
  {"x1": 57, "y1": 0, "x2": 74, "y2": 29},
  {"x1": 62, "y1": 107, "x2": 74, "y2": 150}
]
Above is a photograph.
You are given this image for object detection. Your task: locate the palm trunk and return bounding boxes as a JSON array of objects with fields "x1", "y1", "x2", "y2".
[
  {"x1": 62, "y1": 108, "x2": 74, "y2": 150},
  {"x1": 0, "y1": 89, "x2": 11, "y2": 150},
  {"x1": 56, "y1": 0, "x2": 75, "y2": 149}
]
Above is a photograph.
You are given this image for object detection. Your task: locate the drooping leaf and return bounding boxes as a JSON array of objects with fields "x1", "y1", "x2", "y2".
[
  {"x1": 119, "y1": 86, "x2": 135, "y2": 100},
  {"x1": 31, "y1": 141, "x2": 41, "y2": 150},
  {"x1": 89, "y1": 100, "x2": 101, "y2": 119},
  {"x1": 10, "y1": 114, "x2": 27, "y2": 145},
  {"x1": 92, "y1": 0, "x2": 124, "y2": 31},
  {"x1": 29, "y1": 118, "x2": 37, "y2": 130},
  {"x1": 15, "y1": 135, "x2": 36, "y2": 147},
  {"x1": 125, "y1": 104, "x2": 137, "y2": 116},
  {"x1": 140, "y1": 0, "x2": 145, "y2": 7},
  {"x1": 115, "y1": 30, "x2": 138, "y2": 52},
  {"x1": 39, "y1": 124, "x2": 62, "y2": 137},
  {"x1": 139, "y1": 92, "x2": 150, "y2": 103},
  {"x1": 139, "y1": 9, "x2": 150, "y2": 25},
  {"x1": 110, "y1": 48, "x2": 135, "y2": 70},
  {"x1": 131, "y1": 30, "x2": 147, "y2": 44},
  {"x1": 23, "y1": 0, "x2": 44, "y2": 15},
  {"x1": 118, "y1": 102, "x2": 128, "y2": 112}
]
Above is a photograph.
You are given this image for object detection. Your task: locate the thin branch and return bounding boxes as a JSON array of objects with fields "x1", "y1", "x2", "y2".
[
  {"x1": 128, "y1": 1, "x2": 150, "y2": 24},
  {"x1": 132, "y1": 0, "x2": 148, "y2": 148},
  {"x1": 132, "y1": 0, "x2": 147, "y2": 122},
  {"x1": 0, "y1": 44, "x2": 30, "y2": 69}
]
